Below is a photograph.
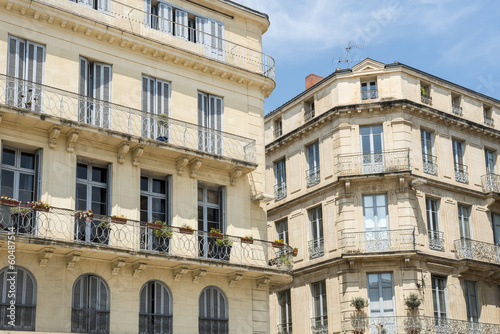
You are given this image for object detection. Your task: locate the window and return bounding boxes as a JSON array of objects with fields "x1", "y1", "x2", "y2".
[
  {"x1": 140, "y1": 175, "x2": 171, "y2": 252},
  {"x1": 309, "y1": 206, "x2": 324, "y2": 259},
  {"x1": 79, "y1": 57, "x2": 112, "y2": 128},
  {"x1": 485, "y1": 149, "x2": 496, "y2": 174},
  {"x1": 368, "y1": 273, "x2": 394, "y2": 325},
  {"x1": 311, "y1": 281, "x2": 327, "y2": 333},
  {"x1": 139, "y1": 281, "x2": 172, "y2": 334},
  {"x1": 7, "y1": 35, "x2": 45, "y2": 111},
  {"x1": 432, "y1": 276, "x2": 447, "y2": 319},
  {"x1": 421, "y1": 82, "x2": 432, "y2": 105},
  {"x1": 421, "y1": 130, "x2": 437, "y2": 175},
  {"x1": 465, "y1": 280, "x2": 479, "y2": 322},
  {"x1": 71, "y1": 274, "x2": 110, "y2": 334},
  {"x1": 278, "y1": 290, "x2": 292, "y2": 334},
  {"x1": 451, "y1": 94, "x2": 462, "y2": 115},
  {"x1": 452, "y1": 140, "x2": 468, "y2": 183},
  {"x1": 304, "y1": 100, "x2": 315, "y2": 121},
  {"x1": 484, "y1": 106, "x2": 494, "y2": 126},
  {"x1": 274, "y1": 118, "x2": 283, "y2": 138},
  {"x1": 426, "y1": 198, "x2": 443, "y2": 251},
  {"x1": 363, "y1": 194, "x2": 389, "y2": 252},
  {"x1": 458, "y1": 205, "x2": 471, "y2": 239},
  {"x1": 276, "y1": 219, "x2": 288, "y2": 245},
  {"x1": 1, "y1": 147, "x2": 41, "y2": 234},
  {"x1": 274, "y1": 158, "x2": 286, "y2": 200},
  {"x1": 70, "y1": 0, "x2": 109, "y2": 13},
  {"x1": 0, "y1": 267, "x2": 36, "y2": 330},
  {"x1": 360, "y1": 125, "x2": 384, "y2": 174},
  {"x1": 198, "y1": 92, "x2": 223, "y2": 155},
  {"x1": 142, "y1": 75, "x2": 170, "y2": 141},
  {"x1": 198, "y1": 183, "x2": 226, "y2": 259},
  {"x1": 306, "y1": 141, "x2": 320, "y2": 187},
  {"x1": 492, "y1": 213, "x2": 500, "y2": 246},
  {"x1": 199, "y1": 286, "x2": 228, "y2": 334},
  {"x1": 361, "y1": 81, "x2": 377, "y2": 100},
  {"x1": 75, "y1": 162, "x2": 110, "y2": 244}
]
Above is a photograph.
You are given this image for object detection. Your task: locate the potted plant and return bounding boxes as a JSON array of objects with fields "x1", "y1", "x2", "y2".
[
  {"x1": 30, "y1": 201, "x2": 50, "y2": 212},
  {"x1": 404, "y1": 293, "x2": 422, "y2": 334},
  {"x1": 209, "y1": 228, "x2": 223, "y2": 239},
  {"x1": 151, "y1": 221, "x2": 172, "y2": 252},
  {"x1": 292, "y1": 247, "x2": 298, "y2": 257},
  {"x1": 96, "y1": 216, "x2": 110, "y2": 244},
  {"x1": 277, "y1": 252, "x2": 292, "y2": 269},
  {"x1": 350, "y1": 297, "x2": 368, "y2": 334},
  {"x1": 214, "y1": 234, "x2": 233, "y2": 261},
  {"x1": 147, "y1": 220, "x2": 162, "y2": 229},
  {"x1": 240, "y1": 235, "x2": 254, "y2": 244},
  {"x1": 0, "y1": 195, "x2": 20, "y2": 207},
  {"x1": 10, "y1": 204, "x2": 33, "y2": 234},
  {"x1": 111, "y1": 214, "x2": 127, "y2": 224},
  {"x1": 179, "y1": 223, "x2": 194, "y2": 234},
  {"x1": 272, "y1": 239, "x2": 285, "y2": 248},
  {"x1": 76, "y1": 209, "x2": 93, "y2": 220}
]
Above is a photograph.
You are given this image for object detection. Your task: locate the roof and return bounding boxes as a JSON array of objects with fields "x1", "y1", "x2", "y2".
[{"x1": 219, "y1": 0, "x2": 269, "y2": 20}]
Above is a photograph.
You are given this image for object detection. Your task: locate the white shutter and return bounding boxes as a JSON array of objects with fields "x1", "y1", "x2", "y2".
[
  {"x1": 157, "y1": 79, "x2": 170, "y2": 140},
  {"x1": 166, "y1": 175, "x2": 172, "y2": 225},
  {"x1": 195, "y1": 17, "x2": 208, "y2": 46},
  {"x1": 106, "y1": 164, "x2": 112, "y2": 216},
  {"x1": 198, "y1": 92, "x2": 207, "y2": 151},
  {"x1": 175, "y1": 9, "x2": 188, "y2": 39},
  {"x1": 208, "y1": 20, "x2": 224, "y2": 60},
  {"x1": 79, "y1": 57, "x2": 90, "y2": 123},
  {"x1": 93, "y1": 62, "x2": 112, "y2": 128},
  {"x1": 219, "y1": 186, "x2": 226, "y2": 232},
  {"x1": 79, "y1": 0, "x2": 92, "y2": 8},
  {"x1": 97, "y1": 0, "x2": 109, "y2": 13},
  {"x1": 142, "y1": 75, "x2": 155, "y2": 138},
  {"x1": 26, "y1": 41, "x2": 45, "y2": 111},
  {"x1": 158, "y1": 3, "x2": 173, "y2": 34},
  {"x1": 144, "y1": 0, "x2": 152, "y2": 27}
]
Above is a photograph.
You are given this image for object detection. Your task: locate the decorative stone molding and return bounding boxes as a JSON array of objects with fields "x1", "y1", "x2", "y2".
[
  {"x1": 452, "y1": 265, "x2": 469, "y2": 278},
  {"x1": 230, "y1": 168, "x2": 242, "y2": 186},
  {"x1": 66, "y1": 131, "x2": 79, "y2": 152},
  {"x1": 111, "y1": 259, "x2": 126, "y2": 275},
  {"x1": 66, "y1": 252, "x2": 81, "y2": 270},
  {"x1": 48, "y1": 126, "x2": 61, "y2": 149},
  {"x1": 193, "y1": 269, "x2": 207, "y2": 283},
  {"x1": 189, "y1": 159, "x2": 202, "y2": 178},
  {"x1": 132, "y1": 146, "x2": 144, "y2": 166},
  {"x1": 39, "y1": 248, "x2": 55, "y2": 267},
  {"x1": 176, "y1": 155, "x2": 189, "y2": 175},
  {"x1": 228, "y1": 274, "x2": 243, "y2": 287},
  {"x1": 174, "y1": 266, "x2": 189, "y2": 281},
  {"x1": 257, "y1": 276, "x2": 270, "y2": 289},
  {"x1": 117, "y1": 142, "x2": 130, "y2": 164},
  {"x1": 344, "y1": 181, "x2": 351, "y2": 197},
  {"x1": 133, "y1": 262, "x2": 147, "y2": 277}
]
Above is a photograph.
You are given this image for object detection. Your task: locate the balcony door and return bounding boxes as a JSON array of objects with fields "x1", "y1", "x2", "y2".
[
  {"x1": 198, "y1": 92, "x2": 223, "y2": 155},
  {"x1": 421, "y1": 130, "x2": 436, "y2": 175},
  {"x1": 494, "y1": 213, "x2": 500, "y2": 246},
  {"x1": 485, "y1": 150, "x2": 496, "y2": 173},
  {"x1": 363, "y1": 194, "x2": 389, "y2": 252},
  {"x1": 368, "y1": 273, "x2": 395, "y2": 333},
  {"x1": 197, "y1": 183, "x2": 225, "y2": 258},
  {"x1": 360, "y1": 125, "x2": 384, "y2": 174},
  {"x1": 142, "y1": 75, "x2": 170, "y2": 141}
]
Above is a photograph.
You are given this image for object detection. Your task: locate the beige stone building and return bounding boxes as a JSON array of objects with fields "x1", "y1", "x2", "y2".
[
  {"x1": 0, "y1": 0, "x2": 292, "y2": 333},
  {"x1": 265, "y1": 59, "x2": 500, "y2": 334}
]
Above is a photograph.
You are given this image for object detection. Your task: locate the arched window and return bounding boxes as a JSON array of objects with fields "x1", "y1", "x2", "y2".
[
  {"x1": 199, "y1": 286, "x2": 228, "y2": 334},
  {"x1": 0, "y1": 266, "x2": 36, "y2": 330},
  {"x1": 139, "y1": 280, "x2": 172, "y2": 334},
  {"x1": 71, "y1": 274, "x2": 109, "y2": 334}
]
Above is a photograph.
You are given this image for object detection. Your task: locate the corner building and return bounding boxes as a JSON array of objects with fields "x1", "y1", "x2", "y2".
[
  {"x1": 0, "y1": 0, "x2": 292, "y2": 333},
  {"x1": 265, "y1": 59, "x2": 500, "y2": 334}
]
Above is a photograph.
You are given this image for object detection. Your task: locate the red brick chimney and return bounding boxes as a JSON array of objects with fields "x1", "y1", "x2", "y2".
[{"x1": 305, "y1": 74, "x2": 324, "y2": 90}]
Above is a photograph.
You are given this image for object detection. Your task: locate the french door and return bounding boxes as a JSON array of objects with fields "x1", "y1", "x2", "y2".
[
  {"x1": 198, "y1": 183, "x2": 225, "y2": 258},
  {"x1": 360, "y1": 125, "x2": 384, "y2": 173},
  {"x1": 363, "y1": 194, "x2": 389, "y2": 252},
  {"x1": 368, "y1": 273, "x2": 395, "y2": 333}
]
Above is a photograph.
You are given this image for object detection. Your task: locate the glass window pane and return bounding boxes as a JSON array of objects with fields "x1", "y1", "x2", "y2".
[
  {"x1": 2, "y1": 148, "x2": 15, "y2": 166},
  {"x1": 1, "y1": 169, "x2": 14, "y2": 198},
  {"x1": 198, "y1": 187, "x2": 203, "y2": 202},
  {"x1": 92, "y1": 166, "x2": 107, "y2": 183},
  {"x1": 140, "y1": 176, "x2": 148, "y2": 192},
  {"x1": 20, "y1": 152, "x2": 35, "y2": 170},
  {"x1": 152, "y1": 178, "x2": 165, "y2": 194},
  {"x1": 77, "y1": 163, "x2": 87, "y2": 180},
  {"x1": 207, "y1": 190, "x2": 218, "y2": 204}
]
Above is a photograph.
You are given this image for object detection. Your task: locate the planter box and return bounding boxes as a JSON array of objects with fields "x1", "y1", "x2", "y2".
[
  {"x1": 240, "y1": 237, "x2": 254, "y2": 244},
  {"x1": 272, "y1": 242, "x2": 285, "y2": 248},
  {"x1": 111, "y1": 217, "x2": 127, "y2": 224},
  {"x1": 179, "y1": 227, "x2": 194, "y2": 234},
  {"x1": 32, "y1": 205, "x2": 49, "y2": 212},
  {"x1": 76, "y1": 212, "x2": 94, "y2": 220},
  {"x1": 209, "y1": 232, "x2": 223, "y2": 239},
  {"x1": 0, "y1": 199, "x2": 20, "y2": 207},
  {"x1": 147, "y1": 222, "x2": 162, "y2": 230}
]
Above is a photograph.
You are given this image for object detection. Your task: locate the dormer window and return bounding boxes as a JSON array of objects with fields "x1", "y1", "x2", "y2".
[
  {"x1": 484, "y1": 106, "x2": 494, "y2": 126},
  {"x1": 304, "y1": 100, "x2": 315, "y2": 121},
  {"x1": 452, "y1": 94, "x2": 462, "y2": 116},
  {"x1": 274, "y1": 118, "x2": 283, "y2": 138},
  {"x1": 361, "y1": 81, "x2": 377, "y2": 100},
  {"x1": 421, "y1": 82, "x2": 432, "y2": 105}
]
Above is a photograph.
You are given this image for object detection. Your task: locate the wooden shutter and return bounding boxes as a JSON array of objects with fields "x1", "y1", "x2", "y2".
[
  {"x1": 26, "y1": 41, "x2": 45, "y2": 111},
  {"x1": 166, "y1": 175, "x2": 172, "y2": 225},
  {"x1": 142, "y1": 75, "x2": 155, "y2": 138},
  {"x1": 195, "y1": 17, "x2": 208, "y2": 46},
  {"x1": 79, "y1": 57, "x2": 90, "y2": 123},
  {"x1": 106, "y1": 163, "x2": 112, "y2": 216},
  {"x1": 156, "y1": 79, "x2": 170, "y2": 116},
  {"x1": 97, "y1": 0, "x2": 109, "y2": 12},
  {"x1": 158, "y1": 3, "x2": 173, "y2": 34},
  {"x1": 93, "y1": 62, "x2": 112, "y2": 127},
  {"x1": 219, "y1": 186, "x2": 226, "y2": 232},
  {"x1": 175, "y1": 9, "x2": 188, "y2": 39},
  {"x1": 144, "y1": 0, "x2": 152, "y2": 27}
]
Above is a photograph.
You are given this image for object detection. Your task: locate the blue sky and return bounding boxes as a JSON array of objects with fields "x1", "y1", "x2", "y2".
[{"x1": 235, "y1": 0, "x2": 500, "y2": 114}]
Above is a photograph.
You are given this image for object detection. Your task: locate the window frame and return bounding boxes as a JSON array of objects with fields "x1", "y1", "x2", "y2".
[
  {"x1": 278, "y1": 289, "x2": 292, "y2": 332},
  {"x1": 198, "y1": 286, "x2": 228, "y2": 334},
  {"x1": 142, "y1": 75, "x2": 171, "y2": 140},
  {"x1": 458, "y1": 204, "x2": 471, "y2": 239},
  {"x1": 361, "y1": 80, "x2": 377, "y2": 100},
  {"x1": 139, "y1": 280, "x2": 173, "y2": 333},
  {"x1": 308, "y1": 206, "x2": 324, "y2": 259},
  {"x1": 1, "y1": 146, "x2": 40, "y2": 202},
  {"x1": 431, "y1": 275, "x2": 447, "y2": 319},
  {"x1": 311, "y1": 281, "x2": 327, "y2": 328},
  {"x1": 464, "y1": 280, "x2": 479, "y2": 323},
  {"x1": 276, "y1": 219, "x2": 288, "y2": 245}
]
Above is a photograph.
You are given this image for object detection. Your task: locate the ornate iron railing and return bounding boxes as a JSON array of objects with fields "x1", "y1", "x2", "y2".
[
  {"x1": 139, "y1": 314, "x2": 172, "y2": 334},
  {"x1": 481, "y1": 173, "x2": 500, "y2": 193},
  {"x1": 306, "y1": 167, "x2": 321, "y2": 187},
  {"x1": 71, "y1": 309, "x2": 110, "y2": 334},
  {"x1": 199, "y1": 318, "x2": 228, "y2": 334},
  {"x1": 274, "y1": 127, "x2": 283, "y2": 138},
  {"x1": 452, "y1": 105, "x2": 463, "y2": 116},
  {"x1": 341, "y1": 229, "x2": 415, "y2": 254},
  {"x1": 304, "y1": 108, "x2": 315, "y2": 121},
  {"x1": 338, "y1": 149, "x2": 410, "y2": 176},
  {"x1": 454, "y1": 238, "x2": 500, "y2": 265},
  {"x1": 311, "y1": 316, "x2": 328, "y2": 334},
  {"x1": 0, "y1": 74, "x2": 256, "y2": 164},
  {"x1": 454, "y1": 163, "x2": 468, "y2": 183},
  {"x1": 361, "y1": 89, "x2": 378, "y2": 100},
  {"x1": 0, "y1": 304, "x2": 36, "y2": 331},
  {"x1": 31, "y1": 0, "x2": 275, "y2": 79},
  {"x1": 274, "y1": 183, "x2": 287, "y2": 201},
  {"x1": 484, "y1": 116, "x2": 494, "y2": 127},
  {"x1": 422, "y1": 154, "x2": 438, "y2": 176},
  {"x1": 277, "y1": 323, "x2": 292, "y2": 334},
  {"x1": 309, "y1": 238, "x2": 324, "y2": 259},
  {"x1": 0, "y1": 203, "x2": 293, "y2": 272},
  {"x1": 428, "y1": 231, "x2": 444, "y2": 251},
  {"x1": 421, "y1": 94, "x2": 432, "y2": 105},
  {"x1": 342, "y1": 315, "x2": 500, "y2": 334}
]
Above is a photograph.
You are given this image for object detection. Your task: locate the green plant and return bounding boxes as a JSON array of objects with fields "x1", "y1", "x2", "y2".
[
  {"x1": 30, "y1": 201, "x2": 50, "y2": 209},
  {"x1": 350, "y1": 297, "x2": 368, "y2": 311},
  {"x1": 153, "y1": 221, "x2": 173, "y2": 238},
  {"x1": 420, "y1": 87, "x2": 427, "y2": 96},
  {"x1": 277, "y1": 252, "x2": 292, "y2": 265},
  {"x1": 215, "y1": 234, "x2": 233, "y2": 246},
  {"x1": 244, "y1": 235, "x2": 253, "y2": 239},
  {"x1": 210, "y1": 228, "x2": 222, "y2": 234},
  {"x1": 10, "y1": 205, "x2": 32, "y2": 215},
  {"x1": 157, "y1": 114, "x2": 170, "y2": 126},
  {"x1": 273, "y1": 239, "x2": 285, "y2": 244},
  {"x1": 99, "y1": 216, "x2": 110, "y2": 228},
  {"x1": 181, "y1": 223, "x2": 193, "y2": 230},
  {"x1": 404, "y1": 293, "x2": 421, "y2": 310}
]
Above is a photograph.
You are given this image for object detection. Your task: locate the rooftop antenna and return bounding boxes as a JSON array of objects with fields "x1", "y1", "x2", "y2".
[{"x1": 335, "y1": 41, "x2": 364, "y2": 69}]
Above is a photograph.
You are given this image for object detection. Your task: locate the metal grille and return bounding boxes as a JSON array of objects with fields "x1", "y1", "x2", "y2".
[
  {"x1": 422, "y1": 154, "x2": 438, "y2": 176},
  {"x1": 308, "y1": 238, "x2": 324, "y2": 259},
  {"x1": 199, "y1": 318, "x2": 228, "y2": 334},
  {"x1": 274, "y1": 183, "x2": 287, "y2": 201},
  {"x1": 481, "y1": 173, "x2": 500, "y2": 193},
  {"x1": 454, "y1": 238, "x2": 500, "y2": 265},
  {"x1": 338, "y1": 149, "x2": 410, "y2": 176},
  {"x1": 0, "y1": 305, "x2": 36, "y2": 330},
  {"x1": 454, "y1": 163, "x2": 468, "y2": 183},
  {"x1": 341, "y1": 229, "x2": 415, "y2": 254},
  {"x1": 428, "y1": 231, "x2": 444, "y2": 251},
  {"x1": 71, "y1": 309, "x2": 110, "y2": 334},
  {"x1": 139, "y1": 314, "x2": 173, "y2": 334},
  {"x1": 306, "y1": 167, "x2": 320, "y2": 187}
]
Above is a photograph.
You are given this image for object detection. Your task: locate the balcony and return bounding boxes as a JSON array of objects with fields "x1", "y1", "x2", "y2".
[
  {"x1": 454, "y1": 163, "x2": 469, "y2": 183},
  {"x1": 306, "y1": 166, "x2": 321, "y2": 187},
  {"x1": 341, "y1": 229, "x2": 415, "y2": 254},
  {"x1": 452, "y1": 105, "x2": 463, "y2": 116},
  {"x1": 428, "y1": 231, "x2": 444, "y2": 251},
  {"x1": 342, "y1": 315, "x2": 500, "y2": 334},
  {"x1": 484, "y1": 116, "x2": 494, "y2": 127},
  {"x1": 0, "y1": 74, "x2": 256, "y2": 164},
  {"x1": 311, "y1": 316, "x2": 328, "y2": 334},
  {"x1": 422, "y1": 154, "x2": 438, "y2": 175},
  {"x1": 274, "y1": 183, "x2": 287, "y2": 201},
  {"x1": 481, "y1": 173, "x2": 500, "y2": 193},
  {"x1": 454, "y1": 238, "x2": 500, "y2": 265},
  {"x1": 361, "y1": 89, "x2": 378, "y2": 100},
  {"x1": 277, "y1": 323, "x2": 292, "y2": 334},
  {"x1": 308, "y1": 238, "x2": 324, "y2": 259},
  {"x1": 28, "y1": 0, "x2": 275, "y2": 79},
  {"x1": 0, "y1": 202, "x2": 293, "y2": 272},
  {"x1": 337, "y1": 149, "x2": 410, "y2": 177},
  {"x1": 273, "y1": 127, "x2": 283, "y2": 138},
  {"x1": 304, "y1": 108, "x2": 315, "y2": 121},
  {"x1": 421, "y1": 94, "x2": 432, "y2": 105}
]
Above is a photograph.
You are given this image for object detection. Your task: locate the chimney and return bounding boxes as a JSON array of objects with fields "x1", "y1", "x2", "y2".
[{"x1": 305, "y1": 74, "x2": 324, "y2": 90}]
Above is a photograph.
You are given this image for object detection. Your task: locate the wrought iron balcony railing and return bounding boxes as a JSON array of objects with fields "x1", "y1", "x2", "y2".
[
  {"x1": 0, "y1": 74, "x2": 256, "y2": 164},
  {"x1": 422, "y1": 154, "x2": 438, "y2": 176},
  {"x1": 454, "y1": 238, "x2": 500, "y2": 265},
  {"x1": 428, "y1": 230, "x2": 444, "y2": 251},
  {"x1": 277, "y1": 323, "x2": 292, "y2": 334},
  {"x1": 30, "y1": 0, "x2": 275, "y2": 79},
  {"x1": 454, "y1": 163, "x2": 469, "y2": 183},
  {"x1": 337, "y1": 149, "x2": 410, "y2": 177},
  {"x1": 342, "y1": 315, "x2": 500, "y2": 334},
  {"x1": 361, "y1": 89, "x2": 378, "y2": 100},
  {"x1": 481, "y1": 173, "x2": 500, "y2": 193},
  {"x1": 139, "y1": 313, "x2": 172, "y2": 334},
  {"x1": 0, "y1": 305, "x2": 35, "y2": 331},
  {"x1": 421, "y1": 94, "x2": 432, "y2": 105},
  {"x1": 452, "y1": 105, "x2": 463, "y2": 116},
  {"x1": 308, "y1": 238, "x2": 324, "y2": 259},
  {"x1": 0, "y1": 202, "x2": 293, "y2": 272},
  {"x1": 484, "y1": 116, "x2": 494, "y2": 127},
  {"x1": 273, "y1": 127, "x2": 283, "y2": 138},
  {"x1": 341, "y1": 229, "x2": 415, "y2": 254},
  {"x1": 71, "y1": 309, "x2": 109, "y2": 334},
  {"x1": 311, "y1": 316, "x2": 328, "y2": 334},
  {"x1": 306, "y1": 167, "x2": 320, "y2": 187},
  {"x1": 274, "y1": 183, "x2": 287, "y2": 201},
  {"x1": 304, "y1": 108, "x2": 315, "y2": 121},
  {"x1": 199, "y1": 318, "x2": 228, "y2": 334}
]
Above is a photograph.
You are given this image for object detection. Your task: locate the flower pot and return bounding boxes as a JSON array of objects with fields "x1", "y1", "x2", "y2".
[
  {"x1": 293, "y1": 249, "x2": 298, "y2": 257},
  {"x1": 272, "y1": 242, "x2": 284, "y2": 248},
  {"x1": 179, "y1": 227, "x2": 193, "y2": 234},
  {"x1": 111, "y1": 217, "x2": 127, "y2": 224},
  {"x1": 76, "y1": 212, "x2": 93, "y2": 220},
  {"x1": 240, "y1": 237, "x2": 254, "y2": 244},
  {"x1": 0, "y1": 199, "x2": 20, "y2": 207},
  {"x1": 32, "y1": 205, "x2": 49, "y2": 212},
  {"x1": 147, "y1": 222, "x2": 162, "y2": 229},
  {"x1": 209, "y1": 232, "x2": 223, "y2": 239}
]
